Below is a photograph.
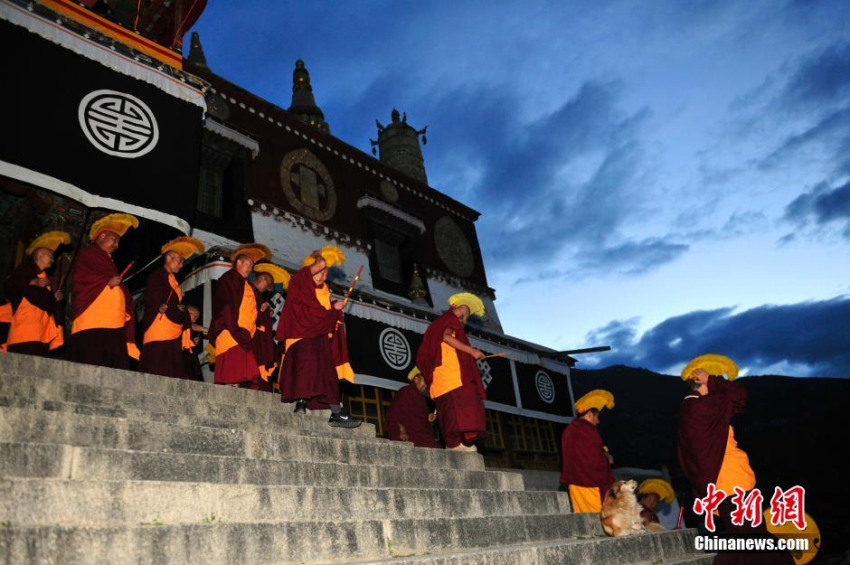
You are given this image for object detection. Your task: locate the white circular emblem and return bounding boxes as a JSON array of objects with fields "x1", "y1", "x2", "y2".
[
  {"x1": 535, "y1": 371, "x2": 555, "y2": 404},
  {"x1": 78, "y1": 89, "x2": 159, "y2": 158},
  {"x1": 379, "y1": 327, "x2": 411, "y2": 370}
]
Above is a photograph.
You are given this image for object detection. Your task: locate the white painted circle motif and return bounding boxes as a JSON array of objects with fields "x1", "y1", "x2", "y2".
[
  {"x1": 535, "y1": 371, "x2": 555, "y2": 404},
  {"x1": 78, "y1": 89, "x2": 159, "y2": 158},
  {"x1": 379, "y1": 327, "x2": 411, "y2": 370}
]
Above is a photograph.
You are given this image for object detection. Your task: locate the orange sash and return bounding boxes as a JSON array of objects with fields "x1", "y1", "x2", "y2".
[
  {"x1": 0, "y1": 303, "x2": 12, "y2": 324},
  {"x1": 315, "y1": 285, "x2": 331, "y2": 310},
  {"x1": 4, "y1": 296, "x2": 64, "y2": 350},
  {"x1": 72, "y1": 285, "x2": 127, "y2": 333},
  {"x1": 143, "y1": 274, "x2": 191, "y2": 348},
  {"x1": 4, "y1": 273, "x2": 63, "y2": 350},
  {"x1": 568, "y1": 485, "x2": 603, "y2": 513},
  {"x1": 430, "y1": 336, "x2": 462, "y2": 398},
  {"x1": 214, "y1": 281, "x2": 257, "y2": 358},
  {"x1": 716, "y1": 426, "x2": 756, "y2": 494}
]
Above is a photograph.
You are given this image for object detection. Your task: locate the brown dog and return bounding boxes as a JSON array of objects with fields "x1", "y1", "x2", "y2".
[{"x1": 601, "y1": 480, "x2": 644, "y2": 537}]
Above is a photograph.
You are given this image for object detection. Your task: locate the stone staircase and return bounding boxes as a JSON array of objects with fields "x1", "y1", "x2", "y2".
[{"x1": 0, "y1": 353, "x2": 713, "y2": 564}]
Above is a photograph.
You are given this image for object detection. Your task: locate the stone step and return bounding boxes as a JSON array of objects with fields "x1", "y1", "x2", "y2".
[
  {"x1": 0, "y1": 352, "x2": 287, "y2": 413},
  {"x1": 0, "y1": 514, "x2": 602, "y2": 565},
  {"x1": 0, "y1": 374, "x2": 380, "y2": 442},
  {"x1": 0, "y1": 352, "x2": 372, "y2": 420},
  {"x1": 0, "y1": 479, "x2": 570, "y2": 526},
  {"x1": 336, "y1": 530, "x2": 706, "y2": 565},
  {"x1": 0, "y1": 442, "x2": 524, "y2": 490},
  {"x1": 0, "y1": 406, "x2": 484, "y2": 471}
]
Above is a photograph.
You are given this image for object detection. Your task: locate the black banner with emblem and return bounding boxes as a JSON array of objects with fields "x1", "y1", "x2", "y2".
[
  {"x1": 344, "y1": 314, "x2": 520, "y2": 411},
  {"x1": 474, "y1": 354, "x2": 516, "y2": 407},
  {"x1": 514, "y1": 362, "x2": 572, "y2": 418},
  {"x1": 0, "y1": 19, "x2": 202, "y2": 225},
  {"x1": 345, "y1": 316, "x2": 423, "y2": 383}
]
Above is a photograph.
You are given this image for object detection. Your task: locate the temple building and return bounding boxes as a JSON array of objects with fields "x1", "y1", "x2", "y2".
[{"x1": 1, "y1": 0, "x2": 577, "y2": 470}]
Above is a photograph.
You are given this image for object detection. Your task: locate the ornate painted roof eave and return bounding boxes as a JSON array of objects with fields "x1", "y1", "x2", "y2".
[
  {"x1": 356, "y1": 196, "x2": 426, "y2": 234},
  {"x1": 185, "y1": 65, "x2": 481, "y2": 223},
  {"x1": 423, "y1": 265, "x2": 495, "y2": 299},
  {"x1": 247, "y1": 199, "x2": 372, "y2": 255},
  {"x1": 204, "y1": 119, "x2": 260, "y2": 158},
  {"x1": 247, "y1": 197, "x2": 494, "y2": 297},
  {"x1": 6, "y1": 0, "x2": 209, "y2": 103}
]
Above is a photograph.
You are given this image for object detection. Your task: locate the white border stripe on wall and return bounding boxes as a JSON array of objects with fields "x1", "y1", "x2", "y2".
[{"x1": 0, "y1": 160, "x2": 191, "y2": 233}]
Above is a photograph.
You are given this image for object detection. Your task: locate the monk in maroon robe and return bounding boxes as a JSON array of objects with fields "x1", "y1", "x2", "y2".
[
  {"x1": 559, "y1": 408, "x2": 615, "y2": 512},
  {"x1": 678, "y1": 373, "x2": 749, "y2": 499},
  {"x1": 415, "y1": 296, "x2": 487, "y2": 452},
  {"x1": 139, "y1": 251, "x2": 192, "y2": 379},
  {"x1": 679, "y1": 360, "x2": 793, "y2": 564},
  {"x1": 66, "y1": 221, "x2": 139, "y2": 369},
  {"x1": 386, "y1": 369, "x2": 439, "y2": 448},
  {"x1": 249, "y1": 271, "x2": 276, "y2": 392},
  {"x1": 183, "y1": 305, "x2": 206, "y2": 382},
  {"x1": 2, "y1": 232, "x2": 69, "y2": 356},
  {"x1": 209, "y1": 254, "x2": 260, "y2": 387},
  {"x1": 276, "y1": 250, "x2": 358, "y2": 428}
]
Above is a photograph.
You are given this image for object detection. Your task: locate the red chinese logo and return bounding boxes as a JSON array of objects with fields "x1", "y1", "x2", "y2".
[
  {"x1": 730, "y1": 487, "x2": 763, "y2": 527},
  {"x1": 693, "y1": 483, "x2": 727, "y2": 532},
  {"x1": 769, "y1": 486, "x2": 807, "y2": 530},
  {"x1": 693, "y1": 484, "x2": 807, "y2": 532}
]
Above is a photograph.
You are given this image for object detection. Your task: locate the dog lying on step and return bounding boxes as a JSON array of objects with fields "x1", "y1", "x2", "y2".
[{"x1": 601, "y1": 480, "x2": 665, "y2": 536}]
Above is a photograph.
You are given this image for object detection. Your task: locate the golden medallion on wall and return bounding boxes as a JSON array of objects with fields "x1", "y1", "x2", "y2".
[
  {"x1": 280, "y1": 148, "x2": 336, "y2": 221},
  {"x1": 434, "y1": 216, "x2": 474, "y2": 278}
]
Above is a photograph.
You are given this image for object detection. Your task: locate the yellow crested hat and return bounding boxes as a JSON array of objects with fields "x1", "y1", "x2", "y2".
[
  {"x1": 302, "y1": 245, "x2": 346, "y2": 269},
  {"x1": 407, "y1": 366, "x2": 422, "y2": 381},
  {"x1": 254, "y1": 263, "x2": 291, "y2": 289},
  {"x1": 448, "y1": 292, "x2": 485, "y2": 317},
  {"x1": 639, "y1": 478, "x2": 675, "y2": 504},
  {"x1": 161, "y1": 236, "x2": 205, "y2": 260},
  {"x1": 89, "y1": 213, "x2": 139, "y2": 241},
  {"x1": 681, "y1": 354, "x2": 738, "y2": 381},
  {"x1": 575, "y1": 389, "x2": 615, "y2": 414},
  {"x1": 763, "y1": 509, "x2": 820, "y2": 565},
  {"x1": 26, "y1": 231, "x2": 71, "y2": 255},
  {"x1": 231, "y1": 243, "x2": 272, "y2": 264}
]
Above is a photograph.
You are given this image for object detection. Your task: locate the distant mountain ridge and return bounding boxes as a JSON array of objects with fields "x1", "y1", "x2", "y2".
[{"x1": 570, "y1": 365, "x2": 850, "y2": 560}]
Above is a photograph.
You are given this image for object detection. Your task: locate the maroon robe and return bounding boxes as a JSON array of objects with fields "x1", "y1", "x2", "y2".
[
  {"x1": 3, "y1": 260, "x2": 63, "y2": 356},
  {"x1": 386, "y1": 384, "x2": 439, "y2": 448},
  {"x1": 183, "y1": 328, "x2": 205, "y2": 382},
  {"x1": 276, "y1": 266, "x2": 348, "y2": 409},
  {"x1": 677, "y1": 375, "x2": 746, "y2": 498},
  {"x1": 139, "y1": 267, "x2": 189, "y2": 379},
  {"x1": 415, "y1": 309, "x2": 486, "y2": 447},
  {"x1": 66, "y1": 244, "x2": 136, "y2": 369},
  {"x1": 209, "y1": 268, "x2": 259, "y2": 385},
  {"x1": 250, "y1": 298, "x2": 275, "y2": 392},
  {"x1": 678, "y1": 376, "x2": 793, "y2": 565},
  {"x1": 559, "y1": 418, "x2": 614, "y2": 501}
]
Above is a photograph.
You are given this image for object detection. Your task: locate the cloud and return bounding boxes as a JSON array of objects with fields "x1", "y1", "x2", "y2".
[
  {"x1": 781, "y1": 42, "x2": 850, "y2": 109},
  {"x1": 758, "y1": 40, "x2": 850, "y2": 171},
  {"x1": 414, "y1": 80, "x2": 659, "y2": 276},
  {"x1": 785, "y1": 179, "x2": 850, "y2": 237},
  {"x1": 582, "y1": 297, "x2": 850, "y2": 377},
  {"x1": 574, "y1": 238, "x2": 689, "y2": 277}
]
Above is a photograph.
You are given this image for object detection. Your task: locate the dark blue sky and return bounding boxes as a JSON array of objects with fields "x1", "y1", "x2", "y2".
[{"x1": 190, "y1": 1, "x2": 850, "y2": 377}]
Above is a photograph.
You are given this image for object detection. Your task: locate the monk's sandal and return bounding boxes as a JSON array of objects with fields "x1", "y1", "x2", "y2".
[{"x1": 293, "y1": 400, "x2": 307, "y2": 414}]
